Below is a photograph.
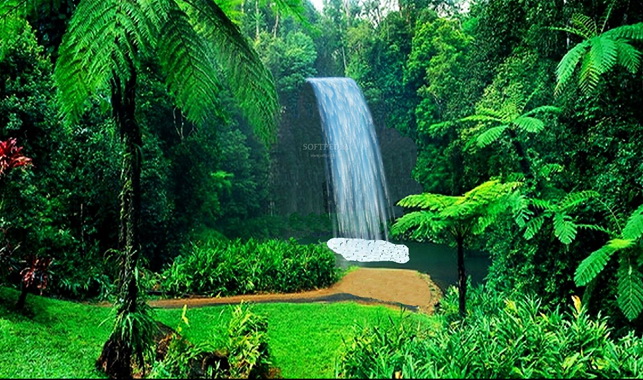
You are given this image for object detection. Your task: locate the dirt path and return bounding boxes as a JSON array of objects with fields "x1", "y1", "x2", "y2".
[{"x1": 149, "y1": 268, "x2": 442, "y2": 314}]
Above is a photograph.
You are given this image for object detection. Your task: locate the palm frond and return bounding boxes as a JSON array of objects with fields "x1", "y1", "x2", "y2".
[
  {"x1": 157, "y1": 2, "x2": 221, "y2": 125},
  {"x1": 181, "y1": 0, "x2": 279, "y2": 144},
  {"x1": 617, "y1": 259, "x2": 643, "y2": 321},
  {"x1": 513, "y1": 116, "x2": 544, "y2": 133},
  {"x1": 555, "y1": 40, "x2": 590, "y2": 94},
  {"x1": 476, "y1": 125, "x2": 508, "y2": 148},
  {"x1": 574, "y1": 244, "x2": 618, "y2": 286}
]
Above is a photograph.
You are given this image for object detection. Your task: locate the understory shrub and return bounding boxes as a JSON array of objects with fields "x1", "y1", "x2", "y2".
[
  {"x1": 151, "y1": 303, "x2": 275, "y2": 379},
  {"x1": 337, "y1": 285, "x2": 643, "y2": 379},
  {"x1": 162, "y1": 238, "x2": 339, "y2": 296}
]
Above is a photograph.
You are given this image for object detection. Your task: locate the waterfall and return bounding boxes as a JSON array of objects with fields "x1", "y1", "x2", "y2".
[{"x1": 307, "y1": 77, "x2": 408, "y2": 263}]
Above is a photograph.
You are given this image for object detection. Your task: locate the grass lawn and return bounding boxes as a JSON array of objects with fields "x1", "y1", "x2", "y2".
[{"x1": 0, "y1": 287, "x2": 431, "y2": 379}]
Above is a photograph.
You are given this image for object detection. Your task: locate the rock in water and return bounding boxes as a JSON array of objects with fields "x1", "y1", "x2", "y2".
[{"x1": 327, "y1": 238, "x2": 409, "y2": 264}]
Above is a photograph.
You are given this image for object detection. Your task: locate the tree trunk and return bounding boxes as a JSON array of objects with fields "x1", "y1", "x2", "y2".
[
  {"x1": 15, "y1": 284, "x2": 29, "y2": 309},
  {"x1": 96, "y1": 69, "x2": 143, "y2": 379},
  {"x1": 506, "y1": 128, "x2": 533, "y2": 182},
  {"x1": 456, "y1": 234, "x2": 466, "y2": 316}
]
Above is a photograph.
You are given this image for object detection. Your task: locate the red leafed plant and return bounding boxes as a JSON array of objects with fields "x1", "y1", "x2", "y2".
[
  {"x1": 16, "y1": 255, "x2": 53, "y2": 309},
  {"x1": 0, "y1": 137, "x2": 33, "y2": 176}
]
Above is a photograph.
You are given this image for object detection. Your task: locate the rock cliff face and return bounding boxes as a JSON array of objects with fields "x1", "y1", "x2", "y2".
[{"x1": 269, "y1": 81, "x2": 421, "y2": 224}]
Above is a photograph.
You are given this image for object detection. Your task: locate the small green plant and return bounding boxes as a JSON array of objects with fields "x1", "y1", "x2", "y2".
[{"x1": 227, "y1": 303, "x2": 274, "y2": 379}]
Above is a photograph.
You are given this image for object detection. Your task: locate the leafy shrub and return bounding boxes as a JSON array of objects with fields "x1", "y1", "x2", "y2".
[
  {"x1": 337, "y1": 285, "x2": 643, "y2": 379},
  {"x1": 162, "y1": 238, "x2": 339, "y2": 296},
  {"x1": 226, "y1": 303, "x2": 274, "y2": 379},
  {"x1": 151, "y1": 303, "x2": 275, "y2": 379}
]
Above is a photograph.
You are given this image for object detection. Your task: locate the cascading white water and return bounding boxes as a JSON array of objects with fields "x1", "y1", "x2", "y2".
[{"x1": 307, "y1": 77, "x2": 409, "y2": 263}]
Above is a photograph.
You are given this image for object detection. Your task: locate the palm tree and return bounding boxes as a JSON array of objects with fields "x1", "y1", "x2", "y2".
[
  {"x1": 553, "y1": 9, "x2": 643, "y2": 94},
  {"x1": 391, "y1": 180, "x2": 521, "y2": 316},
  {"x1": 3, "y1": 0, "x2": 279, "y2": 377}
]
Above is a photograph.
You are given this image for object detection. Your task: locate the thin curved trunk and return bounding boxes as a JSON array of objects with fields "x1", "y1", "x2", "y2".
[
  {"x1": 96, "y1": 68, "x2": 142, "y2": 379},
  {"x1": 456, "y1": 233, "x2": 466, "y2": 316}
]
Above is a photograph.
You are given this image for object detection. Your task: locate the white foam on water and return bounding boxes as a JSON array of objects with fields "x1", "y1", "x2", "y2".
[{"x1": 327, "y1": 238, "x2": 409, "y2": 264}]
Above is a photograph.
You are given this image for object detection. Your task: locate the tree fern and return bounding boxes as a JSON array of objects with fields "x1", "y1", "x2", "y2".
[
  {"x1": 554, "y1": 6, "x2": 643, "y2": 95},
  {"x1": 518, "y1": 190, "x2": 599, "y2": 245},
  {"x1": 392, "y1": 180, "x2": 522, "y2": 316}
]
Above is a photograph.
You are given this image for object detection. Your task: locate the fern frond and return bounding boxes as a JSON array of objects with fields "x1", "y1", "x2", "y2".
[
  {"x1": 578, "y1": 49, "x2": 601, "y2": 94},
  {"x1": 576, "y1": 223, "x2": 612, "y2": 235},
  {"x1": 622, "y1": 204, "x2": 643, "y2": 240},
  {"x1": 617, "y1": 259, "x2": 643, "y2": 321},
  {"x1": 570, "y1": 13, "x2": 597, "y2": 39},
  {"x1": 604, "y1": 23, "x2": 643, "y2": 41},
  {"x1": 555, "y1": 40, "x2": 590, "y2": 94},
  {"x1": 476, "y1": 125, "x2": 508, "y2": 147},
  {"x1": 538, "y1": 163, "x2": 564, "y2": 178},
  {"x1": 460, "y1": 114, "x2": 505, "y2": 123},
  {"x1": 590, "y1": 36, "x2": 617, "y2": 75},
  {"x1": 575, "y1": 244, "x2": 618, "y2": 286},
  {"x1": 390, "y1": 211, "x2": 446, "y2": 240},
  {"x1": 523, "y1": 215, "x2": 545, "y2": 240},
  {"x1": 475, "y1": 108, "x2": 506, "y2": 120},
  {"x1": 55, "y1": 0, "x2": 153, "y2": 122},
  {"x1": 559, "y1": 190, "x2": 600, "y2": 210},
  {"x1": 553, "y1": 212, "x2": 577, "y2": 244},
  {"x1": 530, "y1": 198, "x2": 554, "y2": 210},
  {"x1": 513, "y1": 116, "x2": 544, "y2": 133},
  {"x1": 615, "y1": 40, "x2": 642, "y2": 74},
  {"x1": 157, "y1": 3, "x2": 221, "y2": 125},
  {"x1": 522, "y1": 106, "x2": 561, "y2": 117},
  {"x1": 513, "y1": 194, "x2": 533, "y2": 228},
  {"x1": 397, "y1": 193, "x2": 458, "y2": 211},
  {"x1": 182, "y1": 0, "x2": 279, "y2": 144}
]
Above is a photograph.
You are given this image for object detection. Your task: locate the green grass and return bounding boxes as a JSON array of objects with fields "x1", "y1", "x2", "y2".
[{"x1": 0, "y1": 287, "x2": 429, "y2": 379}]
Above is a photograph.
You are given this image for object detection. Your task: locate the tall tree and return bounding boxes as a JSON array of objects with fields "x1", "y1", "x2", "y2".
[{"x1": 0, "y1": 0, "x2": 280, "y2": 376}]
